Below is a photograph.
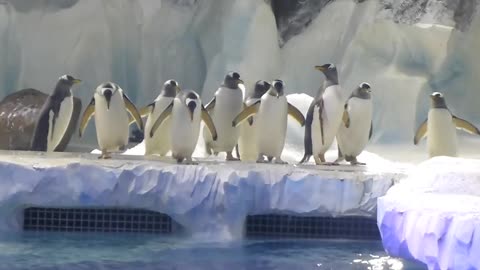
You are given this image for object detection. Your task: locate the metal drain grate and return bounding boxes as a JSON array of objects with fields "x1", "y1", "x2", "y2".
[
  {"x1": 245, "y1": 215, "x2": 380, "y2": 240},
  {"x1": 23, "y1": 207, "x2": 181, "y2": 234}
]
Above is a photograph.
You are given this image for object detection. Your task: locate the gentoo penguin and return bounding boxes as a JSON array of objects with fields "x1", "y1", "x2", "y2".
[
  {"x1": 237, "y1": 80, "x2": 271, "y2": 161},
  {"x1": 31, "y1": 75, "x2": 82, "y2": 152},
  {"x1": 203, "y1": 72, "x2": 244, "y2": 161},
  {"x1": 335, "y1": 82, "x2": 373, "y2": 165},
  {"x1": 299, "y1": 64, "x2": 347, "y2": 165},
  {"x1": 149, "y1": 90, "x2": 217, "y2": 164},
  {"x1": 232, "y1": 80, "x2": 305, "y2": 164},
  {"x1": 79, "y1": 82, "x2": 144, "y2": 159},
  {"x1": 141, "y1": 80, "x2": 181, "y2": 156},
  {"x1": 414, "y1": 92, "x2": 480, "y2": 157}
]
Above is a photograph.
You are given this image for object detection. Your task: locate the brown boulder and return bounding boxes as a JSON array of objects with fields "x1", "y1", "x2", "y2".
[{"x1": 0, "y1": 88, "x2": 81, "y2": 151}]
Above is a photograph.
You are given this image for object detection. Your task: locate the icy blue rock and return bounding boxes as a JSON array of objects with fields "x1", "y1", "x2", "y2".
[
  {"x1": 378, "y1": 157, "x2": 480, "y2": 270},
  {"x1": 0, "y1": 151, "x2": 401, "y2": 240}
]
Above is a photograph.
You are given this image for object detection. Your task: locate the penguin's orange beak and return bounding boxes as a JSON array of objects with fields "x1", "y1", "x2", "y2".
[{"x1": 315, "y1": 66, "x2": 326, "y2": 72}]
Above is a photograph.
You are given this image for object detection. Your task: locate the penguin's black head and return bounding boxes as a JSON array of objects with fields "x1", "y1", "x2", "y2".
[
  {"x1": 359, "y1": 82, "x2": 372, "y2": 94},
  {"x1": 352, "y1": 82, "x2": 372, "y2": 99},
  {"x1": 184, "y1": 91, "x2": 199, "y2": 121},
  {"x1": 271, "y1": 79, "x2": 284, "y2": 98},
  {"x1": 55, "y1": 75, "x2": 81, "y2": 95},
  {"x1": 59, "y1": 74, "x2": 81, "y2": 85},
  {"x1": 224, "y1": 71, "x2": 244, "y2": 89},
  {"x1": 98, "y1": 82, "x2": 118, "y2": 110},
  {"x1": 252, "y1": 80, "x2": 271, "y2": 99},
  {"x1": 315, "y1": 63, "x2": 339, "y2": 85},
  {"x1": 430, "y1": 92, "x2": 447, "y2": 109},
  {"x1": 162, "y1": 79, "x2": 181, "y2": 97}
]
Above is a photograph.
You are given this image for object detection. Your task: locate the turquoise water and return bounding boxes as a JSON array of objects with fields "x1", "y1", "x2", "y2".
[{"x1": 0, "y1": 232, "x2": 426, "y2": 270}]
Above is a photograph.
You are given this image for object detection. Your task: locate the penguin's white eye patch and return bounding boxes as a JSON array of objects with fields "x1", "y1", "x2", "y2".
[{"x1": 185, "y1": 98, "x2": 196, "y2": 105}]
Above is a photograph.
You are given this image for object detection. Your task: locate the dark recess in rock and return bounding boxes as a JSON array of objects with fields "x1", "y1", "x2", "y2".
[
  {"x1": 0, "y1": 88, "x2": 81, "y2": 151},
  {"x1": 453, "y1": 0, "x2": 477, "y2": 32},
  {"x1": 270, "y1": 0, "x2": 334, "y2": 47},
  {"x1": 4, "y1": 0, "x2": 79, "y2": 13}
]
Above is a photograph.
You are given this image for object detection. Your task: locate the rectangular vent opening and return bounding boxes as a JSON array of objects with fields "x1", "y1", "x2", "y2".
[
  {"x1": 23, "y1": 207, "x2": 182, "y2": 234},
  {"x1": 245, "y1": 215, "x2": 380, "y2": 240}
]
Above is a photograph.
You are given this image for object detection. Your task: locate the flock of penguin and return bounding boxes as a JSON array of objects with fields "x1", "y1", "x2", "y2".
[{"x1": 29, "y1": 63, "x2": 480, "y2": 165}]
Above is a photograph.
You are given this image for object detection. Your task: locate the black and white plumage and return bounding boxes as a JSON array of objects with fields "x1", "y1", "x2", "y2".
[
  {"x1": 335, "y1": 82, "x2": 373, "y2": 165},
  {"x1": 149, "y1": 90, "x2": 218, "y2": 164},
  {"x1": 299, "y1": 64, "x2": 348, "y2": 165},
  {"x1": 414, "y1": 92, "x2": 480, "y2": 157},
  {"x1": 237, "y1": 80, "x2": 271, "y2": 161},
  {"x1": 203, "y1": 72, "x2": 244, "y2": 161},
  {"x1": 233, "y1": 80, "x2": 305, "y2": 164},
  {"x1": 31, "y1": 75, "x2": 82, "y2": 152},
  {"x1": 142, "y1": 79, "x2": 181, "y2": 156},
  {"x1": 79, "y1": 82, "x2": 144, "y2": 159}
]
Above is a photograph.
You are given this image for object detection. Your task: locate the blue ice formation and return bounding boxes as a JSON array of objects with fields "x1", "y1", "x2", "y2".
[
  {"x1": 378, "y1": 157, "x2": 480, "y2": 270},
  {"x1": 0, "y1": 151, "x2": 399, "y2": 240}
]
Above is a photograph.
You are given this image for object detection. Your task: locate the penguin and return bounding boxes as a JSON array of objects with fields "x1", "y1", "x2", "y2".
[
  {"x1": 335, "y1": 82, "x2": 373, "y2": 165},
  {"x1": 414, "y1": 92, "x2": 480, "y2": 158},
  {"x1": 237, "y1": 80, "x2": 271, "y2": 161},
  {"x1": 149, "y1": 90, "x2": 218, "y2": 164},
  {"x1": 141, "y1": 80, "x2": 181, "y2": 156},
  {"x1": 299, "y1": 64, "x2": 347, "y2": 165},
  {"x1": 232, "y1": 80, "x2": 305, "y2": 164},
  {"x1": 203, "y1": 72, "x2": 244, "y2": 161},
  {"x1": 79, "y1": 82, "x2": 144, "y2": 159},
  {"x1": 31, "y1": 75, "x2": 82, "y2": 152}
]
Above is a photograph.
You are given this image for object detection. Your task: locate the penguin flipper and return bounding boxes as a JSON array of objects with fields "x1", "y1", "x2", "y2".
[
  {"x1": 123, "y1": 93, "x2": 144, "y2": 131},
  {"x1": 232, "y1": 100, "x2": 260, "y2": 127},
  {"x1": 129, "y1": 103, "x2": 154, "y2": 125},
  {"x1": 79, "y1": 98, "x2": 95, "y2": 138},
  {"x1": 369, "y1": 122, "x2": 373, "y2": 140},
  {"x1": 205, "y1": 97, "x2": 216, "y2": 112},
  {"x1": 150, "y1": 102, "x2": 173, "y2": 138},
  {"x1": 299, "y1": 101, "x2": 316, "y2": 164},
  {"x1": 342, "y1": 103, "x2": 350, "y2": 128},
  {"x1": 201, "y1": 105, "x2": 218, "y2": 141},
  {"x1": 55, "y1": 97, "x2": 82, "y2": 152},
  {"x1": 413, "y1": 119, "x2": 428, "y2": 145},
  {"x1": 453, "y1": 115, "x2": 480, "y2": 135},
  {"x1": 318, "y1": 98, "x2": 325, "y2": 145},
  {"x1": 287, "y1": 103, "x2": 306, "y2": 126}
]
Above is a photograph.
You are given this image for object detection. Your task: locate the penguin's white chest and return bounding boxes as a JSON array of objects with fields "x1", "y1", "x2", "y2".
[
  {"x1": 94, "y1": 92, "x2": 129, "y2": 151},
  {"x1": 336, "y1": 98, "x2": 372, "y2": 157},
  {"x1": 204, "y1": 87, "x2": 243, "y2": 151},
  {"x1": 144, "y1": 97, "x2": 174, "y2": 156},
  {"x1": 47, "y1": 96, "x2": 74, "y2": 152},
  {"x1": 170, "y1": 99, "x2": 201, "y2": 158},
  {"x1": 238, "y1": 98, "x2": 261, "y2": 161},
  {"x1": 312, "y1": 85, "x2": 344, "y2": 154},
  {"x1": 427, "y1": 109, "x2": 457, "y2": 157},
  {"x1": 256, "y1": 95, "x2": 288, "y2": 158}
]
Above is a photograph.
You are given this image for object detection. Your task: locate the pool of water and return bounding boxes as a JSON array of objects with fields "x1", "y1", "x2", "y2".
[{"x1": 0, "y1": 232, "x2": 426, "y2": 270}]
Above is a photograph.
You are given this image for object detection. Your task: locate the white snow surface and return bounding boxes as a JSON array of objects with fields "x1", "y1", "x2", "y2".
[
  {"x1": 0, "y1": 150, "x2": 404, "y2": 240},
  {"x1": 378, "y1": 157, "x2": 480, "y2": 270}
]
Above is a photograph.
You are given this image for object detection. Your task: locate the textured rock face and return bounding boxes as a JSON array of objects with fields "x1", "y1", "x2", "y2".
[
  {"x1": 0, "y1": 89, "x2": 81, "y2": 151},
  {"x1": 378, "y1": 0, "x2": 477, "y2": 31},
  {"x1": 270, "y1": 0, "x2": 334, "y2": 46}
]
